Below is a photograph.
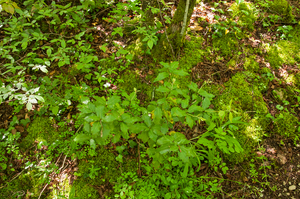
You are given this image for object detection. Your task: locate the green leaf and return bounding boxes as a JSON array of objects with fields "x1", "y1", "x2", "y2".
[
  {"x1": 74, "y1": 134, "x2": 90, "y2": 143},
  {"x1": 103, "y1": 114, "x2": 116, "y2": 123},
  {"x1": 153, "y1": 107, "x2": 162, "y2": 123},
  {"x1": 51, "y1": 106, "x2": 59, "y2": 115},
  {"x1": 26, "y1": 102, "x2": 32, "y2": 111},
  {"x1": 229, "y1": 112, "x2": 233, "y2": 122},
  {"x1": 95, "y1": 106, "x2": 105, "y2": 119},
  {"x1": 198, "y1": 89, "x2": 215, "y2": 99},
  {"x1": 120, "y1": 123, "x2": 129, "y2": 139},
  {"x1": 106, "y1": 95, "x2": 121, "y2": 105},
  {"x1": 202, "y1": 97, "x2": 211, "y2": 110},
  {"x1": 46, "y1": 48, "x2": 52, "y2": 57},
  {"x1": 187, "y1": 105, "x2": 203, "y2": 113},
  {"x1": 181, "y1": 98, "x2": 189, "y2": 109},
  {"x1": 188, "y1": 82, "x2": 198, "y2": 92},
  {"x1": 138, "y1": 131, "x2": 149, "y2": 142},
  {"x1": 219, "y1": 111, "x2": 225, "y2": 120},
  {"x1": 153, "y1": 72, "x2": 169, "y2": 82},
  {"x1": 172, "y1": 69, "x2": 189, "y2": 76},
  {"x1": 91, "y1": 122, "x2": 101, "y2": 136},
  {"x1": 186, "y1": 115, "x2": 194, "y2": 128},
  {"x1": 157, "y1": 136, "x2": 171, "y2": 145},
  {"x1": 181, "y1": 163, "x2": 189, "y2": 178},
  {"x1": 142, "y1": 114, "x2": 152, "y2": 128},
  {"x1": 147, "y1": 40, "x2": 153, "y2": 49},
  {"x1": 156, "y1": 86, "x2": 170, "y2": 92},
  {"x1": 3, "y1": 3, "x2": 15, "y2": 14},
  {"x1": 61, "y1": 40, "x2": 66, "y2": 48},
  {"x1": 90, "y1": 139, "x2": 96, "y2": 149},
  {"x1": 171, "y1": 107, "x2": 186, "y2": 117}
]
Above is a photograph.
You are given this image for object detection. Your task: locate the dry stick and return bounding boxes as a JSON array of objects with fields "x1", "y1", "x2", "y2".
[{"x1": 156, "y1": 0, "x2": 176, "y2": 61}]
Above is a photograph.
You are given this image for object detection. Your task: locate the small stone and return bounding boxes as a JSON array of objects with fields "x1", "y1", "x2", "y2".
[
  {"x1": 278, "y1": 193, "x2": 282, "y2": 197},
  {"x1": 283, "y1": 181, "x2": 286, "y2": 185},
  {"x1": 297, "y1": 165, "x2": 300, "y2": 168},
  {"x1": 289, "y1": 185, "x2": 296, "y2": 191},
  {"x1": 289, "y1": 182, "x2": 291, "y2": 185},
  {"x1": 286, "y1": 193, "x2": 290, "y2": 196},
  {"x1": 284, "y1": 188, "x2": 287, "y2": 191}
]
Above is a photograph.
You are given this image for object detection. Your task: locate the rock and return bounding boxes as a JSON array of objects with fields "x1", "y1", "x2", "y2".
[{"x1": 289, "y1": 185, "x2": 296, "y2": 191}]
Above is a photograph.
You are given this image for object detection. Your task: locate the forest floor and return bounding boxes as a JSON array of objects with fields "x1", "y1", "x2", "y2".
[{"x1": 1, "y1": 0, "x2": 300, "y2": 198}]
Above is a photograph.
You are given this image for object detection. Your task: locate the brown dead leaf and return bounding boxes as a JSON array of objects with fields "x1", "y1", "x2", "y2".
[{"x1": 15, "y1": 125, "x2": 24, "y2": 133}]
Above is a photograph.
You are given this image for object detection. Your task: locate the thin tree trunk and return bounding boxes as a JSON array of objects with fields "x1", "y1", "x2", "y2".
[{"x1": 153, "y1": 0, "x2": 196, "y2": 61}]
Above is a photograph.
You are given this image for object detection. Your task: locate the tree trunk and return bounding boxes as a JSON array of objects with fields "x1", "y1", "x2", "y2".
[{"x1": 153, "y1": 0, "x2": 196, "y2": 61}]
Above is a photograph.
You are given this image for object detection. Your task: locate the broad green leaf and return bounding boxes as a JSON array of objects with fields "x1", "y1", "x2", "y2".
[
  {"x1": 172, "y1": 69, "x2": 189, "y2": 76},
  {"x1": 95, "y1": 105, "x2": 105, "y2": 119},
  {"x1": 187, "y1": 105, "x2": 203, "y2": 113},
  {"x1": 26, "y1": 102, "x2": 32, "y2": 111},
  {"x1": 103, "y1": 114, "x2": 116, "y2": 123},
  {"x1": 157, "y1": 136, "x2": 171, "y2": 145},
  {"x1": 229, "y1": 112, "x2": 233, "y2": 122},
  {"x1": 157, "y1": 145, "x2": 171, "y2": 154},
  {"x1": 153, "y1": 72, "x2": 169, "y2": 82},
  {"x1": 186, "y1": 115, "x2": 194, "y2": 129},
  {"x1": 202, "y1": 97, "x2": 211, "y2": 110},
  {"x1": 91, "y1": 121, "x2": 101, "y2": 136},
  {"x1": 197, "y1": 138, "x2": 215, "y2": 149},
  {"x1": 156, "y1": 86, "x2": 170, "y2": 92},
  {"x1": 90, "y1": 139, "x2": 96, "y2": 149},
  {"x1": 198, "y1": 89, "x2": 215, "y2": 99},
  {"x1": 120, "y1": 123, "x2": 129, "y2": 139},
  {"x1": 51, "y1": 106, "x2": 59, "y2": 115},
  {"x1": 138, "y1": 131, "x2": 149, "y2": 142},
  {"x1": 106, "y1": 95, "x2": 121, "y2": 105},
  {"x1": 61, "y1": 40, "x2": 66, "y2": 48},
  {"x1": 102, "y1": 123, "x2": 111, "y2": 139},
  {"x1": 74, "y1": 134, "x2": 90, "y2": 143},
  {"x1": 178, "y1": 151, "x2": 189, "y2": 162},
  {"x1": 142, "y1": 114, "x2": 152, "y2": 128},
  {"x1": 46, "y1": 48, "x2": 52, "y2": 57},
  {"x1": 188, "y1": 82, "x2": 198, "y2": 92},
  {"x1": 171, "y1": 107, "x2": 186, "y2": 117},
  {"x1": 147, "y1": 40, "x2": 153, "y2": 49},
  {"x1": 83, "y1": 122, "x2": 91, "y2": 133},
  {"x1": 153, "y1": 107, "x2": 162, "y2": 123},
  {"x1": 181, "y1": 98, "x2": 189, "y2": 109}
]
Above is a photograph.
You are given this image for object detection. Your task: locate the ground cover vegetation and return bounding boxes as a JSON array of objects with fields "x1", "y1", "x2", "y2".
[{"x1": 0, "y1": 0, "x2": 300, "y2": 198}]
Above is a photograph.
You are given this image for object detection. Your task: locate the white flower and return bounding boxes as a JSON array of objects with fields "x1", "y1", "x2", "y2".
[
  {"x1": 104, "y1": 82, "x2": 111, "y2": 88},
  {"x1": 32, "y1": 65, "x2": 48, "y2": 73}
]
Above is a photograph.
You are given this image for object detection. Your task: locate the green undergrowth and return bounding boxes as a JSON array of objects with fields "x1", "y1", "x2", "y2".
[
  {"x1": 210, "y1": 73, "x2": 270, "y2": 163},
  {"x1": 229, "y1": 1, "x2": 258, "y2": 31},
  {"x1": 270, "y1": 0, "x2": 294, "y2": 22},
  {"x1": 274, "y1": 111, "x2": 299, "y2": 139},
  {"x1": 73, "y1": 146, "x2": 137, "y2": 198},
  {"x1": 212, "y1": 34, "x2": 239, "y2": 57},
  {"x1": 0, "y1": 172, "x2": 37, "y2": 199},
  {"x1": 266, "y1": 25, "x2": 300, "y2": 68},
  {"x1": 20, "y1": 117, "x2": 59, "y2": 150}
]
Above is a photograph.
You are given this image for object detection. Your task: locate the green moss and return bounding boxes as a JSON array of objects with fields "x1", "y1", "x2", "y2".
[
  {"x1": 270, "y1": 0, "x2": 294, "y2": 22},
  {"x1": 21, "y1": 117, "x2": 59, "y2": 150},
  {"x1": 118, "y1": 70, "x2": 154, "y2": 103},
  {"x1": 243, "y1": 56, "x2": 259, "y2": 72},
  {"x1": 274, "y1": 111, "x2": 298, "y2": 138},
  {"x1": 179, "y1": 36, "x2": 206, "y2": 70},
  {"x1": 73, "y1": 147, "x2": 137, "y2": 198},
  {"x1": 266, "y1": 40, "x2": 300, "y2": 68},
  {"x1": 213, "y1": 73, "x2": 270, "y2": 163},
  {"x1": 212, "y1": 34, "x2": 239, "y2": 57},
  {"x1": 229, "y1": 2, "x2": 258, "y2": 31},
  {"x1": 0, "y1": 173, "x2": 33, "y2": 198}
]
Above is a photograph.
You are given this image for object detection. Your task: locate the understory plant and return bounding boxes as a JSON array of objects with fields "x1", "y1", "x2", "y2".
[{"x1": 74, "y1": 61, "x2": 245, "y2": 196}]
